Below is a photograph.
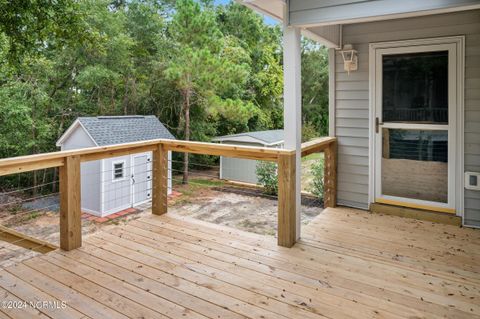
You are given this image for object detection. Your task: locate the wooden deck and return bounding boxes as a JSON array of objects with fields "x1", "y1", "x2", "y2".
[{"x1": 0, "y1": 207, "x2": 479, "y2": 319}]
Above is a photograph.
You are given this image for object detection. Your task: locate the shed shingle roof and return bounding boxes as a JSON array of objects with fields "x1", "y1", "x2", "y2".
[
  {"x1": 77, "y1": 116, "x2": 175, "y2": 146},
  {"x1": 213, "y1": 130, "x2": 284, "y2": 145}
]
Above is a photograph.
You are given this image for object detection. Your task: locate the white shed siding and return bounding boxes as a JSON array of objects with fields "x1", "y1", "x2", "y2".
[
  {"x1": 220, "y1": 141, "x2": 283, "y2": 185},
  {"x1": 102, "y1": 155, "x2": 132, "y2": 215},
  {"x1": 222, "y1": 157, "x2": 260, "y2": 184},
  {"x1": 220, "y1": 141, "x2": 266, "y2": 184},
  {"x1": 60, "y1": 126, "x2": 102, "y2": 214},
  {"x1": 333, "y1": 10, "x2": 480, "y2": 222}
]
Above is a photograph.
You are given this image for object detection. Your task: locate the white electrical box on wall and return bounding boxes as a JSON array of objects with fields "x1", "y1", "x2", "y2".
[{"x1": 465, "y1": 172, "x2": 480, "y2": 190}]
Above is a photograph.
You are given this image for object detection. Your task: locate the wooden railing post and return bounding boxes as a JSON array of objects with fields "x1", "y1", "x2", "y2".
[
  {"x1": 277, "y1": 152, "x2": 296, "y2": 247},
  {"x1": 152, "y1": 143, "x2": 168, "y2": 215},
  {"x1": 323, "y1": 141, "x2": 337, "y2": 208},
  {"x1": 59, "y1": 155, "x2": 82, "y2": 251}
]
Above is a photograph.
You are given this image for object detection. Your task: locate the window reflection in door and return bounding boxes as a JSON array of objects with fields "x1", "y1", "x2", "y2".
[
  {"x1": 382, "y1": 128, "x2": 448, "y2": 203},
  {"x1": 382, "y1": 51, "x2": 448, "y2": 124}
]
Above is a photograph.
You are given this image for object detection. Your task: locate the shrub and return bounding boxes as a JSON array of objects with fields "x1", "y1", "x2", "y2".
[
  {"x1": 310, "y1": 158, "x2": 324, "y2": 200},
  {"x1": 302, "y1": 121, "x2": 318, "y2": 142},
  {"x1": 256, "y1": 161, "x2": 278, "y2": 195}
]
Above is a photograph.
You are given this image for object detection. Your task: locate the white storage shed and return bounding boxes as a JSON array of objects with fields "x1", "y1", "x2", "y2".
[
  {"x1": 56, "y1": 116, "x2": 174, "y2": 217},
  {"x1": 213, "y1": 130, "x2": 284, "y2": 184}
]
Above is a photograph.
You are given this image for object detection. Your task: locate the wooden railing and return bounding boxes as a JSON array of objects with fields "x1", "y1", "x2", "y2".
[
  {"x1": 0, "y1": 137, "x2": 337, "y2": 250},
  {"x1": 301, "y1": 137, "x2": 338, "y2": 208}
]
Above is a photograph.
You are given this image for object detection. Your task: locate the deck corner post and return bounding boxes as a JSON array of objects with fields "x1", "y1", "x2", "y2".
[
  {"x1": 59, "y1": 155, "x2": 82, "y2": 251},
  {"x1": 277, "y1": 153, "x2": 297, "y2": 248},
  {"x1": 283, "y1": 23, "x2": 302, "y2": 243},
  {"x1": 152, "y1": 143, "x2": 168, "y2": 215},
  {"x1": 324, "y1": 141, "x2": 337, "y2": 208}
]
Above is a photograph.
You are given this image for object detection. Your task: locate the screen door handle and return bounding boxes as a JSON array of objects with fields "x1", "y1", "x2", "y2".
[{"x1": 375, "y1": 117, "x2": 384, "y2": 133}]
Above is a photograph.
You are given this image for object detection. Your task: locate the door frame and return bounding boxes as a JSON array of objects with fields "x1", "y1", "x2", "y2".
[
  {"x1": 131, "y1": 152, "x2": 153, "y2": 206},
  {"x1": 368, "y1": 36, "x2": 464, "y2": 217}
]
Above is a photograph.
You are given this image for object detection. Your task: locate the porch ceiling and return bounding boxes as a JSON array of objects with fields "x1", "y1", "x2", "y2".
[{"x1": 236, "y1": 0, "x2": 480, "y2": 48}]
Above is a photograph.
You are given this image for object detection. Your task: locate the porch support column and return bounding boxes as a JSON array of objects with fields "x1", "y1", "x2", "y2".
[{"x1": 282, "y1": 24, "x2": 302, "y2": 242}]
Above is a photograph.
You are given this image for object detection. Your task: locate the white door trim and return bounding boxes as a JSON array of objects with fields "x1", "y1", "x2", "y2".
[
  {"x1": 131, "y1": 152, "x2": 153, "y2": 206},
  {"x1": 368, "y1": 36, "x2": 464, "y2": 217}
]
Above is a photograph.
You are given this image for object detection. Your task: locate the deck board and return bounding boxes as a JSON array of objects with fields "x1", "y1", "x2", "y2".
[{"x1": 0, "y1": 207, "x2": 479, "y2": 319}]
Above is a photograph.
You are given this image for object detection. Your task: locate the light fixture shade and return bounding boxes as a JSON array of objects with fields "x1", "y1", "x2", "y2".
[
  {"x1": 341, "y1": 50, "x2": 355, "y2": 62},
  {"x1": 339, "y1": 44, "x2": 358, "y2": 74}
]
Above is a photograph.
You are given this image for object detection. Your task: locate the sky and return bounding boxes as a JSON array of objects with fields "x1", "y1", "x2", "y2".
[{"x1": 213, "y1": 0, "x2": 279, "y2": 25}]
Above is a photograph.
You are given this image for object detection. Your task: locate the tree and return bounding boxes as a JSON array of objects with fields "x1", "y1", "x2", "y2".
[
  {"x1": 217, "y1": 3, "x2": 283, "y2": 125},
  {"x1": 0, "y1": 0, "x2": 331, "y2": 194},
  {"x1": 164, "y1": 0, "x2": 249, "y2": 183},
  {"x1": 0, "y1": 0, "x2": 87, "y2": 67},
  {"x1": 301, "y1": 40, "x2": 329, "y2": 136}
]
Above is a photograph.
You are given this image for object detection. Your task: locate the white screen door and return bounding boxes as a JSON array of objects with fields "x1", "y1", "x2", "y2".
[{"x1": 374, "y1": 43, "x2": 457, "y2": 212}]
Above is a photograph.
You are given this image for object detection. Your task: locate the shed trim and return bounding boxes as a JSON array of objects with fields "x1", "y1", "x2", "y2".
[
  {"x1": 212, "y1": 130, "x2": 285, "y2": 147},
  {"x1": 56, "y1": 119, "x2": 99, "y2": 147}
]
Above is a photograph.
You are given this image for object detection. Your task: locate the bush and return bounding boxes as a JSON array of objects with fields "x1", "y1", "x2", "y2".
[
  {"x1": 310, "y1": 159, "x2": 324, "y2": 200},
  {"x1": 302, "y1": 121, "x2": 318, "y2": 142},
  {"x1": 256, "y1": 161, "x2": 278, "y2": 195}
]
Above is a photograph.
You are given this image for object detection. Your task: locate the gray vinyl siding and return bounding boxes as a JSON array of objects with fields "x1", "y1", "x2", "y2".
[
  {"x1": 333, "y1": 10, "x2": 480, "y2": 221},
  {"x1": 288, "y1": 0, "x2": 480, "y2": 26},
  {"x1": 61, "y1": 126, "x2": 101, "y2": 214}
]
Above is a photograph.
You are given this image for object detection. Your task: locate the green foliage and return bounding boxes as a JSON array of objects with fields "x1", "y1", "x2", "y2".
[
  {"x1": 302, "y1": 122, "x2": 318, "y2": 142},
  {"x1": 0, "y1": 0, "x2": 330, "y2": 189},
  {"x1": 256, "y1": 161, "x2": 278, "y2": 195},
  {"x1": 0, "y1": 0, "x2": 89, "y2": 67},
  {"x1": 309, "y1": 159, "x2": 325, "y2": 201},
  {"x1": 302, "y1": 40, "x2": 329, "y2": 136}
]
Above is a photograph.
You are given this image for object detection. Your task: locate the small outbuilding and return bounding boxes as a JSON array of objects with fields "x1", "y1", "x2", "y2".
[
  {"x1": 56, "y1": 116, "x2": 174, "y2": 217},
  {"x1": 212, "y1": 130, "x2": 284, "y2": 184}
]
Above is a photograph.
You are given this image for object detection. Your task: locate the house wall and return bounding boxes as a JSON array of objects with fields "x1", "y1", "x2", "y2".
[
  {"x1": 60, "y1": 126, "x2": 101, "y2": 214},
  {"x1": 289, "y1": 0, "x2": 480, "y2": 26},
  {"x1": 332, "y1": 10, "x2": 480, "y2": 225}
]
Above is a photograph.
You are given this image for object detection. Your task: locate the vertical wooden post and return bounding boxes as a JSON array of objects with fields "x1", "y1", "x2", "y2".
[
  {"x1": 277, "y1": 153, "x2": 296, "y2": 248},
  {"x1": 283, "y1": 23, "x2": 302, "y2": 241},
  {"x1": 59, "y1": 155, "x2": 81, "y2": 251},
  {"x1": 152, "y1": 143, "x2": 168, "y2": 215},
  {"x1": 323, "y1": 142, "x2": 337, "y2": 208}
]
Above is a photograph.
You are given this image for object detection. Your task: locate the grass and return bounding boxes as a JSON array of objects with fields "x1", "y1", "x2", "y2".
[
  {"x1": 302, "y1": 152, "x2": 323, "y2": 162},
  {"x1": 171, "y1": 177, "x2": 225, "y2": 206},
  {"x1": 172, "y1": 177, "x2": 224, "y2": 187},
  {"x1": 18, "y1": 211, "x2": 41, "y2": 223}
]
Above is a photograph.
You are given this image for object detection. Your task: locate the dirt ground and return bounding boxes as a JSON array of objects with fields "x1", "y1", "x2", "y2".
[{"x1": 169, "y1": 183, "x2": 323, "y2": 237}]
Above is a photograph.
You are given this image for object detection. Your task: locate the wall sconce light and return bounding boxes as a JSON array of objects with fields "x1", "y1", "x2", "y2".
[{"x1": 340, "y1": 44, "x2": 358, "y2": 75}]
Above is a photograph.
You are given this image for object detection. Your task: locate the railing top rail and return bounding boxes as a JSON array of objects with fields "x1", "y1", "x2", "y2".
[
  {"x1": 301, "y1": 136, "x2": 337, "y2": 157},
  {"x1": 0, "y1": 139, "x2": 296, "y2": 177},
  {"x1": 162, "y1": 139, "x2": 294, "y2": 161}
]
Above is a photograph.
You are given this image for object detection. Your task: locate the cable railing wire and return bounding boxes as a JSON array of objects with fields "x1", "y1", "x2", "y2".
[
  {"x1": 0, "y1": 181, "x2": 59, "y2": 196},
  {"x1": 0, "y1": 150, "x2": 319, "y2": 266},
  {"x1": 0, "y1": 192, "x2": 60, "y2": 209}
]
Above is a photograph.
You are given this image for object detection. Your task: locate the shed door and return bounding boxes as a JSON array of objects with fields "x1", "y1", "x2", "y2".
[
  {"x1": 374, "y1": 43, "x2": 457, "y2": 213},
  {"x1": 132, "y1": 153, "x2": 152, "y2": 205}
]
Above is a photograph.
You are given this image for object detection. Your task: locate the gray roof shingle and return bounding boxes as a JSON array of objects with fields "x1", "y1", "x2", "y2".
[
  {"x1": 78, "y1": 116, "x2": 175, "y2": 146},
  {"x1": 213, "y1": 130, "x2": 284, "y2": 145}
]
